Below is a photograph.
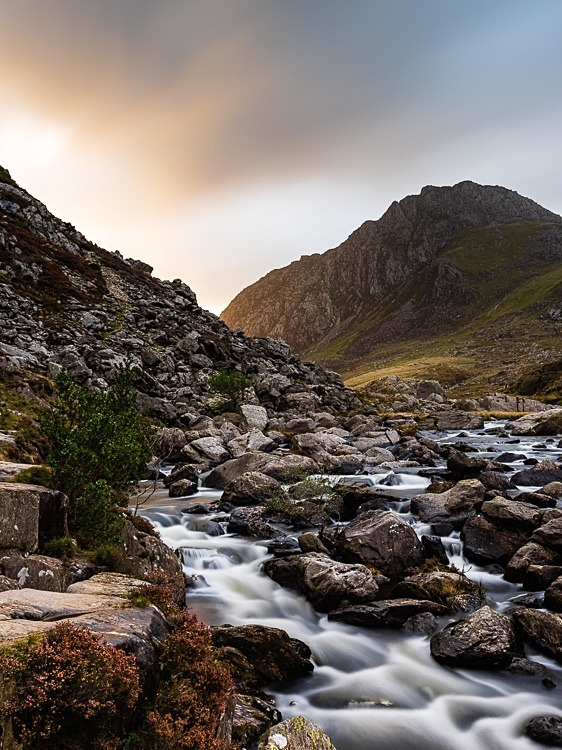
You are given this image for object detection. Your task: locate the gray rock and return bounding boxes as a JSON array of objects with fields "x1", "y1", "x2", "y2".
[
  {"x1": 525, "y1": 716, "x2": 562, "y2": 746},
  {"x1": 462, "y1": 516, "x2": 528, "y2": 566},
  {"x1": 222, "y1": 471, "x2": 282, "y2": 506},
  {"x1": 430, "y1": 606, "x2": 518, "y2": 668},
  {"x1": 480, "y1": 497, "x2": 541, "y2": 530},
  {"x1": 411, "y1": 479, "x2": 486, "y2": 527},
  {"x1": 507, "y1": 409, "x2": 562, "y2": 436},
  {"x1": 66, "y1": 572, "x2": 147, "y2": 597},
  {"x1": 0, "y1": 483, "x2": 68, "y2": 553},
  {"x1": 258, "y1": 716, "x2": 337, "y2": 750},
  {"x1": 206, "y1": 453, "x2": 319, "y2": 489},
  {"x1": 0, "y1": 552, "x2": 72, "y2": 592},
  {"x1": 329, "y1": 599, "x2": 448, "y2": 628},
  {"x1": 393, "y1": 570, "x2": 485, "y2": 612},
  {"x1": 0, "y1": 588, "x2": 126, "y2": 620},
  {"x1": 512, "y1": 608, "x2": 562, "y2": 663},
  {"x1": 240, "y1": 404, "x2": 269, "y2": 431},
  {"x1": 505, "y1": 542, "x2": 559, "y2": 583},
  {"x1": 118, "y1": 518, "x2": 183, "y2": 578}
]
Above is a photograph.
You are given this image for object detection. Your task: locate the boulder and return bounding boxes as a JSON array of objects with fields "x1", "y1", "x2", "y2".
[
  {"x1": 512, "y1": 608, "x2": 562, "y2": 663},
  {"x1": 507, "y1": 409, "x2": 562, "y2": 436},
  {"x1": 523, "y1": 565, "x2": 562, "y2": 592},
  {"x1": 231, "y1": 693, "x2": 282, "y2": 749},
  {"x1": 524, "y1": 716, "x2": 562, "y2": 747},
  {"x1": 480, "y1": 498, "x2": 541, "y2": 531},
  {"x1": 206, "y1": 453, "x2": 319, "y2": 489},
  {"x1": 0, "y1": 588, "x2": 126, "y2": 620},
  {"x1": 291, "y1": 431, "x2": 347, "y2": 460},
  {"x1": 430, "y1": 606, "x2": 518, "y2": 668},
  {"x1": 228, "y1": 506, "x2": 275, "y2": 537},
  {"x1": 227, "y1": 430, "x2": 275, "y2": 457},
  {"x1": 163, "y1": 464, "x2": 199, "y2": 488},
  {"x1": 512, "y1": 491, "x2": 556, "y2": 508},
  {"x1": 240, "y1": 405, "x2": 269, "y2": 431},
  {"x1": 169, "y1": 478, "x2": 198, "y2": 497},
  {"x1": 298, "y1": 532, "x2": 331, "y2": 556},
  {"x1": 505, "y1": 542, "x2": 559, "y2": 583},
  {"x1": 545, "y1": 577, "x2": 562, "y2": 613},
  {"x1": 211, "y1": 624, "x2": 313, "y2": 687},
  {"x1": 66, "y1": 572, "x2": 147, "y2": 597},
  {"x1": 335, "y1": 510, "x2": 425, "y2": 577},
  {"x1": 393, "y1": 570, "x2": 485, "y2": 612},
  {"x1": 478, "y1": 471, "x2": 516, "y2": 491},
  {"x1": 222, "y1": 472, "x2": 282, "y2": 506},
  {"x1": 328, "y1": 599, "x2": 448, "y2": 628},
  {"x1": 533, "y1": 518, "x2": 562, "y2": 552},
  {"x1": 446, "y1": 450, "x2": 487, "y2": 478},
  {"x1": 0, "y1": 483, "x2": 68, "y2": 553},
  {"x1": 258, "y1": 717, "x2": 337, "y2": 750},
  {"x1": 118, "y1": 518, "x2": 183, "y2": 578},
  {"x1": 0, "y1": 552, "x2": 72, "y2": 592},
  {"x1": 184, "y1": 436, "x2": 230, "y2": 465},
  {"x1": 264, "y1": 553, "x2": 379, "y2": 611},
  {"x1": 410, "y1": 480, "x2": 486, "y2": 528},
  {"x1": 461, "y1": 516, "x2": 528, "y2": 566},
  {"x1": 512, "y1": 460, "x2": 562, "y2": 488},
  {"x1": 542, "y1": 482, "x2": 562, "y2": 498},
  {"x1": 0, "y1": 575, "x2": 18, "y2": 592}
]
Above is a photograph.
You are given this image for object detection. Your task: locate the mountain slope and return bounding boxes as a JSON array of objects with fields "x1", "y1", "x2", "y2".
[
  {"x1": 0, "y1": 164, "x2": 360, "y2": 448},
  {"x1": 222, "y1": 182, "x2": 562, "y2": 396}
]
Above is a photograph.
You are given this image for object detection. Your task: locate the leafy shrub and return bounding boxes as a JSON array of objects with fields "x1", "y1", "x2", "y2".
[
  {"x1": 92, "y1": 542, "x2": 126, "y2": 570},
  {"x1": 142, "y1": 612, "x2": 232, "y2": 750},
  {"x1": 0, "y1": 623, "x2": 140, "y2": 750},
  {"x1": 207, "y1": 369, "x2": 252, "y2": 409},
  {"x1": 40, "y1": 364, "x2": 152, "y2": 548},
  {"x1": 13, "y1": 465, "x2": 55, "y2": 488},
  {"x1": 43, "y1": 536, "x2": 77, "y2": 559}
]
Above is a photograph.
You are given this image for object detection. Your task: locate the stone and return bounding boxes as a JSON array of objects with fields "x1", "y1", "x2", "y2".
[
  {"x1": 228, "y1": 506, "x2": 273, "y2": 536},
  {"x1": 258, "y1": 716, "x2": 337, "y2": 750},
  {"x1": 329, "y1": 599, "x2": 448, "y2": 628},
  {"x1": 206, "y1": 453, "x2": 320, "y2": 490},
  {"x1": 0, "y1": 575, "x2": 18, "y2": 592},
  {"x1": 533, "y1": 518, "x2": 562, "y2": 552},
  {"x1": 169, "y1": 478, "x2": 198, "y2": 497},
  {"x1": 480, "y1": 497, "x2": 541, "y2": 530},
  {"x1": 512, "y1": 608, "x2": 562, "y2": 663},
  {"x1": 184, "y1": 436, "x2": 230, "y2": 464},
  {"x1": 232, "y1": 693, "x2": 282, "y2": 748},
  {"x1": 0, "y1": 588, "x2": 126, "y2": 620},
  {"x1": 505, "y1": 542, "x2": 559, "y2": 583},
  {"x1": 545, "y1": 577, "x2": 562, "y2": 613},
  {"x1": 0, "y1": 483, "x2": 68, "y2": 553},
  {"x1": 508, "y1": 409, "x2": 562, "y2": 436},
  {"x1": 410, "y1": 479, "x2": 486, "y2": 528},
  {"x1": 0, "y1": 618, "x2": 56, "y2": 643},
  {"x1": 211, "y1": 624, "x2": 313, "y2": 687},
  {"x1": 336, "y1": 510, "x2": 425, "y2": 577},
  {"x1": 222, "y1": 471, "x2": 282, "y2": 506},
  {"x1": 0, "y1": 552, "x2": 72, "y2": 592},
  {"x1": 513, "y1": 491, "x2": 556, "y2": 508},
  {"x1": 163, "y1": 463, "x2": 199, "y2": 488},
  {"x1": 264, "y1": 553, "x2": 379, "y2": 611},
  {"x1": 430, "y1": 606, "x2": 518, "y2": 668},
  {"x1": 298, "y1": 532, "x2": 331, "y2": 555},
  {"x1": 523, "y1": 565, "x2": 562, "y2": 592},
  {"x1": 228, "y1": 430, "x2": 275, "y2": 457},
  {"x1": 393, "y1": 570, "x2": 485, "y2": 612},
  {"x1": 542, "y1": 482, "x2": 562, "y2": 498},
  {"x1": 461, "y1": 516, "x2": 528, "y2": 566},
  {"x1": 446, "y1": 450, "x2": 487, "y2": 478},
  {"x1": 401, "y1": 612, "x2": 438, "y2": 635},
  {"x1": 118, "y1": 518, "x2": 183, "y2": 578},
  {"x1": 240, "y1": 404, "x2": 269, "y2": 431},
  {"x1": 525, "y1": 716, "x2": 562, "y2": 747},
  {"x1": 66, "y1": 572, "x2": 147, "y2": 597}
]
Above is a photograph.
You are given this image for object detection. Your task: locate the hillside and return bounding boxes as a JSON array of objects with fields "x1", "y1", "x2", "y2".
[
  {"x1": 0, "y1": 165, "x2": 361, "y2": 461},
  {"x1": 222, "y1": 182, "x2": 562, "y2": 399}
]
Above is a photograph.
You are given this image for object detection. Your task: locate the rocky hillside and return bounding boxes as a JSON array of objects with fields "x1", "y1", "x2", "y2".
[
  {"x1": 0, "y1": 164, "x2": 361, "y2": 449},
  {"x1": 222, "y1": 182, "x2": 562, "y2": 398}
]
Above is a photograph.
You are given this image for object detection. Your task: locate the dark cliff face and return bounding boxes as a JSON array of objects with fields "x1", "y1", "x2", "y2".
[
  {"x1": 0, "y1": 166, "x2": 361, "y2": 422},
  {"x1": 221, "y1": 182, "x2": 562, "y2": 363}
]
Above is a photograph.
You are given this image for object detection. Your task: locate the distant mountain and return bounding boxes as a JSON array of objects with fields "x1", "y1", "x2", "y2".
[{"x1": 222, "y1": 182, "x2": 562, "y2": 398}]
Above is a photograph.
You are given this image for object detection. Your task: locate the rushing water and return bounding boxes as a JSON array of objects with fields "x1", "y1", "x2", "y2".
[{"x1": 140, "y1": 424, "x2": 562, "y2": 749}]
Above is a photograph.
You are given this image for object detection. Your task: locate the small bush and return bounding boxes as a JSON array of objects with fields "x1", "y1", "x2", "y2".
[
  {"x1": 92, "y1": 543, "x2": 126, "y2": 570},
  {"x1": 43, "y1": 536, "x2": 77, "y2": 559},
  {"x1": 142, "y1": 612, "x2": 232, "y2": 750},
  {"x1": 0, "y1": 622, "x2": 140, "y2": 750},
  {"x1": 207, "y1": 369, "x2": 252, "y2": 410},
  {"x1": 72, "y1": 480, "x2": 125, "y2": 549},
  {"x1": 13, "y1": 465, "x2": 55, "y2": 488}
]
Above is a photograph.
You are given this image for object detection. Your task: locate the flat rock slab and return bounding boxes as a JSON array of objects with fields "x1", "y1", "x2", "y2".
[
  {"x1": 67, "y1": 572, "x2": 147, "y2": 597},
  {"x1": 0, "y1": 588, "x2": 126, "y2": 621},
  {"x1": 0, "y1": 618, "x2": 56, "y2": 643}
]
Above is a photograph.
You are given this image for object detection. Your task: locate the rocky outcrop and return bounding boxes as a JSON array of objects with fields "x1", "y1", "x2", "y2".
[
  {"x1": 0, "y1": 483, "x2": 67, "y2": 553},
  {"x1": 258, "y1": 716, "x2": 337, "y2": 750}
]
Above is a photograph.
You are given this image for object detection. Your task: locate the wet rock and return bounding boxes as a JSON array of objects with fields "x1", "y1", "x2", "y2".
[
  {"x1": 298, "y1": 532, "x2": 331, "y2": 555},
  {"x1": 410, "y1": 479, "x2": 486, "y2": 528},
  {"x1": 211, "y1": 624, "x2": 314, "y2": 687},
  {"x1": 446, "y1": 450, "x2": 487, "y2": 478},
  {"x1": 523, "y1": 565, "x2": 562, "y2": 592},
  {"x1": 336, "y1": 510, "x2": 425, "y2": 577},
  {"x1": 206, "y1": 453, "x2": 319, "y2": 489},
  {"x1": 478, "y1": 471, "x2": 516, "y2": 491},
  {"x1": 232, "y1": 693, "x2": 282, "y2": 748},
  {"x1": 329, "y1": 599, "x2": 448, "y2": 628},
  {"x1": 169, "y1": 478, "x2": 198, "y2": 497},
  {"x1": 533, "y1": 518, "x2": 562, "y2": 552},
  {"x1": 258, "y1": 716, "x2": 337, "y2": 750},
  {"x1": 401, "y1": 612, "x2": 438, "y2": 635},
  {"x1": 480, "y1": 497, "x2": 541, "y2": 531},
  {"x1": 542, "y1": 482, "x2": 562, "y2": 498},
  {"x1": 524, "y1": 716, "x2": 562, "y2": 746},
  {"x1": 334, "y1": 485, "x2": 390, "y2": 521},
  {"x1": 264, "y1": 552, "x2": 379, "y2": 611},
  {"x1": 514, "y1": 491, "x2": 556, "y2": 508},
  {"x1": 393, "y1": 570, "x2": 485, "y2": 612},
  {"x1": 512, "y1": 461, "x2": 562, "y2": 488},
  {"x1": 462, "y1": 516, "x2": 528, "y2": 566},
  {"x1": 512, "y1": 608, "x2": 562, "y2": 663},
  {"x1": 505, "y1": 543, "x2": 559, "y2": 582},
  {"x1": 420, "y1": 535, "x2": 449, "y2": 565},
  {"x1": 228, "y1": 506, "x2": 275, "y2": 537},
  {"x1": 222, "y1": 471, "x2": 282, "y2": 506},
  {"x1": 267, "y1": 537, "x2": 300, "y2": 557},
  {"x1": 430, "y1": 606, "x2": 518, "y2": 668},
  {"x1": 505, "y1": 655, "x2": 557, "y2": 687},
  {"x1": 545, "y1": 577, "x2": 562, "y2": 612},
  {"x1": 163, "y1": 463, "x2": 199, "y2": 488}
]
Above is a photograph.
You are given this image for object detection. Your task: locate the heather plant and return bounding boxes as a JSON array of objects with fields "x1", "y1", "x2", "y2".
[{"x1": 0, "y1": 623, "x2": 140, "y2": 750}]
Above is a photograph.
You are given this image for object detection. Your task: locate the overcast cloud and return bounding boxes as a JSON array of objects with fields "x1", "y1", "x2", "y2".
[{"x1": 0, "y1": 0, "x2": 561, "y2": 311}]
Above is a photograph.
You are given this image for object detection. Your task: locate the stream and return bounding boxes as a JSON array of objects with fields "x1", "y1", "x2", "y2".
[{"x1": 140, "y1": 423, "x2": 562, "y2": 749}]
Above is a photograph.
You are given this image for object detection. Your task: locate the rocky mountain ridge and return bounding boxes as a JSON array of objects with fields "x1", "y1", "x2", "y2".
[
  {"x1": 221, "y1": 181, "x2": 562, "y2": 395},
  {"x1": 0, "y1": 164, "x2": 361, "y2": 437}
]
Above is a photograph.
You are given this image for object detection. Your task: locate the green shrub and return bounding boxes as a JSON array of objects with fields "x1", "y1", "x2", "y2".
[
  {"x1": 40, "y1": 364, "x2": 152, "y2": 548},
  {"x1": 0, "y1": 622, "x2": 140, "y2": 749},
  {"x1": 43, "y1": 536, "x2": 77, "y2": 559},
  {"x1": 92, "y1": 542, "x2": 126, "y2": 570},
  {"x1": 13, "y1": 465, "x2": 55, "y2": 488},
  {"x1": 207, "y1": 369, "x2": 252, "y2": 409}
]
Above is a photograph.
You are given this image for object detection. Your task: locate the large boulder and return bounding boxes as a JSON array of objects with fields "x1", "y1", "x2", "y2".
[
  {"x1": 0, "y1": 552, "x2": 72, "y2": 592},
  {"x1": 240, "y1": 404, "x2": 269, "y2": 431},
  {"x1": 480, "y1": 498, "x2": 541, "y2": 531},
  {"x1": 507, "y1": 409, "x2": 562, "y2": 436},
  {"x1": 228, "y1": 506, "x2": 275, "y2": 537},
  {"x1": 545, "y1": 577, "x2": 562, "y2": 613},
  {"x1": 512, "y1": 608, "x2": 562, "y2": 663},
  {"x1": 524, "y1": 716, "x2": 562, "y2": 747},
  {"x1": 206, "y1": 453, "x2": 319, "y2": 489},
  {"x1": 264, "y1": 553, "x2": 379, "y2": 611},
  {"x1": 410, "y1": 479, "x2": 486, "y2": 528},
  {"x1": 66, "y1": 572, "x2": 147, "y2": 597},
  {"x1": 505, "y1": 542, "x2": 559, "y2": 583},
  {"x1": 0, "y1": 588, "x2": 126, "y2": 620},
  {"x1": 336, "y1": 510, "x2": 425, "y2": 577},
  {"x1": 461, "y1": 516, "x2": 529, "y2": 566},
  {"x1": 222, "y1": 472, "x2": 282, "y2": 506},
  {"x1": 392, "y1": 570, "x2": 485, "y2": 612},
  {"x1": 328, "y1": 599, "x2": 448, "y2": 628},
  {"x1": 211, "y1": 624, "x2": 313, "y2": 687},
  {"x1": 446, "y1": 450, "x2": 487, "y2": 478},
  {"x1": 512, "y1": 460, "x2": 562, "y2": 488},
  {"x1": 533, "y1": 518, "x2": 562, "y2": 552},
  {"x1": 430, "y1": 606, "x2": 518, "y2": 668},
  {"x1": 258, "y1": 717, "x2": 337, "y2": 750},
  {"x1": 0, "y1": 483, "x2": 68, "y2": 553},
  {"x1": 118, "y1": 518, "x2": 183, "y2": 578}
]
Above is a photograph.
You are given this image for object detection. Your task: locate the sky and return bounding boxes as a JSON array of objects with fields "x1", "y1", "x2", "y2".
[{"x1": 0, "y1": 1, "x2": 561, "y2": 314}]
